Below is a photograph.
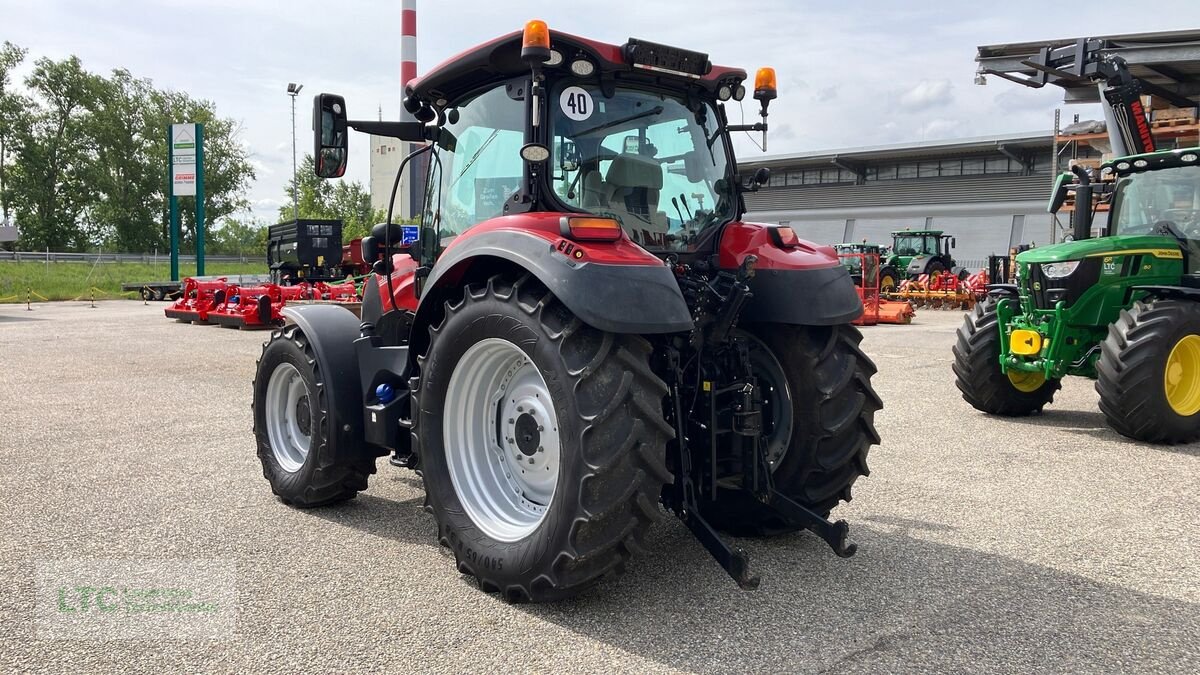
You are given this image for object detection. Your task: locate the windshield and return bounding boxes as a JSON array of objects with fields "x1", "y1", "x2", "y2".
[
  {"x1": 550, "y1": 84, "x2": 735, "y2": 251},
  {"x1": 892, "y1": 235, "x2": 931, "y2": 256},
  {"x1": 1112, "y1": 166, "x2": 1200, "y2": 237}
]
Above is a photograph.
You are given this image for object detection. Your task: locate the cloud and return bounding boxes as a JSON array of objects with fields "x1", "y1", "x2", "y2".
[
  {"x1": 814, "y1": 86, "x2": 839, "y2": 103},
  {"x1": 917, "y1": 118, "x2": 961, "y2": 140},
  {"x1": 897, "y1": 79, "x2": 954, "y2": 111}
]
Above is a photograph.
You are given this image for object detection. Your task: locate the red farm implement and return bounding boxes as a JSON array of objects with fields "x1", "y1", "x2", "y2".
[{"x1": 164, "y1": 277, "x2": 231, "y2": 324}]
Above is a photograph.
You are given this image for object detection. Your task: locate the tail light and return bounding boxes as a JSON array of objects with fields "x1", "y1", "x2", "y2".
[
  {"x1": 564, "y1": 217, "x2": 622, "y2": 242},
  {"x1": 768, "y1": 225, "x2": 799, "y2": 248}
]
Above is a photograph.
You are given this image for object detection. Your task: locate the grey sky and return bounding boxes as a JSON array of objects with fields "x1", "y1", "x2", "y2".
[{"x1": 4, "y1": 0, "x2": 1200, "y2": 224}]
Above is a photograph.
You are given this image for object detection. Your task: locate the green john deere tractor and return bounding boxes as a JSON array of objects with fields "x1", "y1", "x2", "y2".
[
  {"x1": 879, "y1": 229, "x2": 958, "y2": 292},
  {"x1": 954, "y1": 148, "x2": 1200, "y2": 443}
]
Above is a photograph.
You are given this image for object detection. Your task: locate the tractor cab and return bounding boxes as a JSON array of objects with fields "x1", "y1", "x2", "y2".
[
  {"x1": 890, "y1": 230, "x2": 951, "y2": 257},
  {"x1": 878, "y1": 229, "x2": 957, "y2": 290},
  {"x1": 835, "y1": 242, "x2": 882, "y2": 284}
]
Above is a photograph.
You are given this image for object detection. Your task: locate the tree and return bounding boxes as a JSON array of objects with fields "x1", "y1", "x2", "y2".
[
  {"x1": 87, "y1": 69, "x2": 160, "y2": 252},
  {"x1": 0, "y1": 41, "x2": 28, "y2": 229},
  {"x1": 9, "y1": 55, "x2": 101, "y2": 251},
  {"x1": 208, "y1": 216, "x2": 267, "y2": 258},
  {"x1": 150, "y1": 89, "x2": 255, "y2": 253},
  {"x1": 279, "y1": 154, "x2": 385, "y2": 240},
  {"x1": 2, "y1": 49, "x2": 256, "y2": 253}
]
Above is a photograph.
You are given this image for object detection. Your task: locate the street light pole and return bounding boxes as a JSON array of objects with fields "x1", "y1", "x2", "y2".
[{"x1": 286, "y1": 82, "x2": 304, "y2": 222}]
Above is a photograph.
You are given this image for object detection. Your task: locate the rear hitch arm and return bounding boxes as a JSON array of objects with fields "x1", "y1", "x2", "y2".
[
  {"x1": 680, "y1": 508, "x2": 761, "y2": 590},
  {"x1": 763, "y1": 490, "x2": 858, "y2": 558}
]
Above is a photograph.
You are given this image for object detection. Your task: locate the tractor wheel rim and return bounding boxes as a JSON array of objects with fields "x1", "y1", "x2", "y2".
[
  {"x1": 444, "y1": 338, "x2": 560, "y2": 543},
  {"x1": 1007, "y1": 369, "x2": 1045, "y2": 393},
  {"x1": 265, "y1": 362, "x2": 311, "y2": 473},
  {"x1": 1164, "y1": 334, "x2": 1200, "y2": 416},
  {"x1": 741, "y1": 332, "x2": 793, "y2": 469}
]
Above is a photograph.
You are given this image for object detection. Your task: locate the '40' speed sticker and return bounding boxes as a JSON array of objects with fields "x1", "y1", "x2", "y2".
[{"x1": 560, "y1": 87, "x2": 593, "y2": 121}]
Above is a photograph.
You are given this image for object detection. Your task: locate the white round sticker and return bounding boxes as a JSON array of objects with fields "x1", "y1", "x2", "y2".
[{"x1": 559, "y1": 87, "x2": 594, "y2": 121}]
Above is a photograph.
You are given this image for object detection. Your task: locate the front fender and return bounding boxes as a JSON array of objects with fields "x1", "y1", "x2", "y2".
[
  {"x1": 279, "y1": 304, "x2": 366, "y2": 456},
  {"x1": 418, "y1": 227, "x2": 693, "y2": 334}
]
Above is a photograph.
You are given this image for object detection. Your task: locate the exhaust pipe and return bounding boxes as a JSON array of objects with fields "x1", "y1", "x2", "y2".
[{"x1": 1071, "y1": 164, "x2": 1093, "y2": 241}]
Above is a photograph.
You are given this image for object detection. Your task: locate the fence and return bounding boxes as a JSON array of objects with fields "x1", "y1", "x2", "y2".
[{"x1": 0, "y1": 251, "x2": 253, "y2": 264}]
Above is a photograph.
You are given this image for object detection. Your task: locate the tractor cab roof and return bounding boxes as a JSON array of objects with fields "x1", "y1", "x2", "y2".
[
  {"x1": 835, "y1": 243, "x2": 884, "y2": 253},
  {"x1": 890, "y1": 230, "x2": 946, "y2": 237},
  {"x1": 406, "y1": 28, "x2": 748, "y2": 108},
  {"x1": 1102, "y1": 146, "x2": 1200, "y2": 178}
]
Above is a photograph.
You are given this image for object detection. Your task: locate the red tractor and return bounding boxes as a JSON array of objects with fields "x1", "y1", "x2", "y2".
[{"x1": 252, "y1": 21, "x2": 881, "y2": 601}]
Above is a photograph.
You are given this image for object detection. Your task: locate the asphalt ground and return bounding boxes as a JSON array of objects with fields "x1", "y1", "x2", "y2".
[{"x1": 1, "y1": 301, "x2": 1197, "y2": 674}]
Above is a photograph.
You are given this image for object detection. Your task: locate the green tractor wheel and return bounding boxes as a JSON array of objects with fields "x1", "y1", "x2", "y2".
[
  {"x1": 1096, "y1": 300, "x2": 1200, "y2": 443},
  {"x1": 952, "y1": 298, "x2": 1061, "y2": 415}
]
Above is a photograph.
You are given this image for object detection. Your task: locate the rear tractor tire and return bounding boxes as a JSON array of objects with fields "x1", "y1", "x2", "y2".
[
  {"x1": 953, "y1": 298, "x2": 1061, "y2": 416},
  {"x1": 253, "y1": 324, "x2": 383, "y2": 507},
  {"x1": 699, "y1": 323, "x2": 882, "y2": 537},
  {"x1": 413, "y1": 275, "x2": 673, "y2": 602},
  {"x1": 1096, "y1": 300, "x2": 1200, "y2": 443}
]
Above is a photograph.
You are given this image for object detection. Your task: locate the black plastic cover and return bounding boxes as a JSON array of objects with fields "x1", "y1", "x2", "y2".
[{"x1": 741, "y1": 266, "x2": 863, "y2": 326}]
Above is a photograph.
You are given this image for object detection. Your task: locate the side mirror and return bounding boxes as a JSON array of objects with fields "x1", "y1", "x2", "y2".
[
  {"x1": 1047, "y1": 171, "x2": 1073, "y2": 213},
  {"x1": 951, "y1": 237, "x2": 957, "y2": 249},
  {"x1": 313, "y1": 93, "x2": 348, "y2": 179},
  {"x1": 753, "y1": 167, "x2": 770, "y2": 187}
]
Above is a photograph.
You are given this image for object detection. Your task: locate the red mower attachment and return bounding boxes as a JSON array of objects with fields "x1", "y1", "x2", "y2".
[
  {"x1": 209, "y1": 284, "x2": 288, "y2": 329},
  {"x1": 164, "y1": 277, "x2": 230, "y2": 324},
  {"x1": 313, "y1": 280, "x2": 359, "y2": 302}
]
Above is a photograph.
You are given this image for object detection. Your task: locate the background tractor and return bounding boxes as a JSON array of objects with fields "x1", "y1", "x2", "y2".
[
  {"x1": 879, "y1": 229, "x2": 959, "y2": 291},
  {"x1": 251, "y1": 22, "x2": 881, "y2": 601},
  {"x1": 957, "y1": 38, "x2": 1200, "y2": 443}
]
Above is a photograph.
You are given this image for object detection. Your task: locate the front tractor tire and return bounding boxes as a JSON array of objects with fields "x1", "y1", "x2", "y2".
[
  {"x1": 1097, "y1": 300, "x2": 1200, "y2": 444},
  {"x1": 953, "y1": 299, "x2": 1061, "y2": 416},
  {"x1": 253, "y1": 325, "x2": 382, "y2": 507},
  {"x1": 699, "y1": 323, "x2": 882, "y2": 536},
  {"x1": 879, "y1": 266, "x2": 900, "y2": 293},
  {"x1": 413, "y1": 275, "x2": 673, "y2": 602}
]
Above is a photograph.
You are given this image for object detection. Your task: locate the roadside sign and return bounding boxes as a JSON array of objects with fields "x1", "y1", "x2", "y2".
[
  {"x1": 168, "y1": 122, "x2": 205, "y2": 280},
  {"x1": 172, "y1": 124, "x2": 198, "y2": 196}
]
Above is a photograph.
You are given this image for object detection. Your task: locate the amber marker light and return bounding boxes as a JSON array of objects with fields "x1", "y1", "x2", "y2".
[
  {"x1": 521, "y1": 19, "x2": 551, "y2": 63},
  {"x1": 769, "y1": 226, "x2": 800, "y2": 248},
  {"x1": 754, "y1": 67, "x2": 777, "y2": 101},
  {"x1": 567, "y1": 217, "x2": 622, "y2": 242}
]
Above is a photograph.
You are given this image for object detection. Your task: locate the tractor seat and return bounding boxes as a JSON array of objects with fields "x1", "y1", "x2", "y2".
[
  {"x1": 604, "y1": 154, "x2": 669, "y2": 240},
  {"x1": 580, "y1": 168, "x2": 608, "y2": 208}
]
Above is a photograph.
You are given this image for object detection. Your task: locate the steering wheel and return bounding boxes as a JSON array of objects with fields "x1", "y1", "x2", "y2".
[
  {"x1": 1162, "y1": 209, "x2": 1200, "y2": 237},
  {"x1": 1155, "y1": 220, "x2": 1189, "y2": 240}
]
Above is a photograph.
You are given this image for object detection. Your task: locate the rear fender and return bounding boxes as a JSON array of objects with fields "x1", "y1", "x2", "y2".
[
  {"x1": 718, "y1": 222, "x2": 863, "y2": 325},
  {"x1": 412, "y1": 222, "x2": 692, "y2": 349}
]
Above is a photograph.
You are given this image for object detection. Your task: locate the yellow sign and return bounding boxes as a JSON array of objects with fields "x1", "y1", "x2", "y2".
[{"x1": 1010, "y1": 330, "x2": 1042, "y2": 356}]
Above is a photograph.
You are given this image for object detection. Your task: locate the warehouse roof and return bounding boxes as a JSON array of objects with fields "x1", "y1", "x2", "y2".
[
  {"x1": 740, "y1": 131, "x2": 1051, "y2": 170},
  {"x1": 975, "y1": 29, "x2": 1200, "y2": 104}
]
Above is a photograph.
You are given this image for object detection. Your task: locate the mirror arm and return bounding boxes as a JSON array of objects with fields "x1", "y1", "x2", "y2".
[
  {"x1": 346, "y1": 120, "x2": 435, "y2": 142},
  {"x1": 726, "y1": 123, "x2": 767, "y2": 133}
]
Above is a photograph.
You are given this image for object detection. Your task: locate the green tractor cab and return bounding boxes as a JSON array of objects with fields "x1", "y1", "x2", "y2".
[
  {"x1": 834, "y1": 242, "x2": 884, "y2": 285},
  {"x1": 954, "y1": 148, "x2": 1200, "y2": 443},
  {"x1": 880, "y1": 229, "x2": 958, "y2": 291}
]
